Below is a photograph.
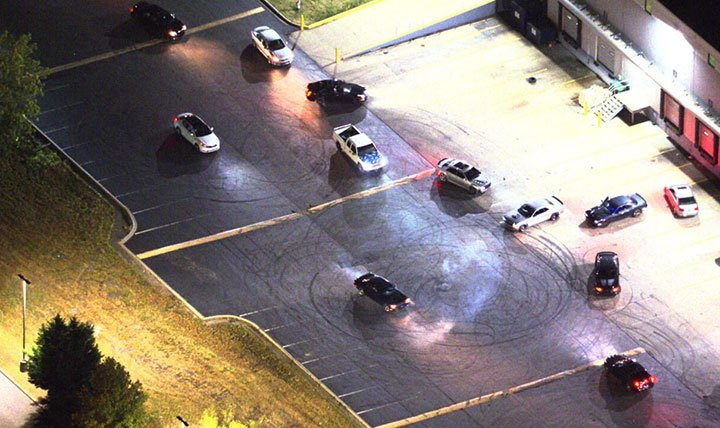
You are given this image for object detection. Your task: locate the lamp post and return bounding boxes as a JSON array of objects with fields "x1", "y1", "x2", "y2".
[
  {"x1": 18, "y1": 274, "x2": 31, "y2": 372},
  {"x1": 176, "y1": 415, "x2": 189, "y2": 427}
]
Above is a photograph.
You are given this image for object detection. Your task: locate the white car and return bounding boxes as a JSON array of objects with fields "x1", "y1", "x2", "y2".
[
  {"x1": 332, "y1": 124, "x2": 387, "y2": 172},
  {"x1": 436, "y1": 158, "x2": 491, "y2": 194},
  {"x1": 172, "y1": 113, "x2": 220, "y2": 153},
  {"x1": 250, "y1": 26, "x2": 294, "y2": 66},
  {"x1": 664, "y1": 184, "x2": 698, "y2": 217},
  {"x1": 503, "y1": 196, "x2": 564, "y2": 232}
]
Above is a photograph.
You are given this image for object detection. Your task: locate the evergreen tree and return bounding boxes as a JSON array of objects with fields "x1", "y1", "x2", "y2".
[
  {"x1": 72, "y1": 357, "x2": 148, "y2": 427},
  {"x1": 27, "y1": 314, "x2": 102, "y2": 426}
]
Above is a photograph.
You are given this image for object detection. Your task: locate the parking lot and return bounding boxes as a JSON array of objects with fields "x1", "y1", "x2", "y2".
[{"x1": 9, "y1": 1, "x2": 720, "y2": 426}]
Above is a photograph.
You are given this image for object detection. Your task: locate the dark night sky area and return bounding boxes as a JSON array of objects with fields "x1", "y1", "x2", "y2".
[{"x1": 659, "y1": 0, "x2": 720, "y2": 51}]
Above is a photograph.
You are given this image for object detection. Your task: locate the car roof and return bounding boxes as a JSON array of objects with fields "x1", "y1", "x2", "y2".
[
  {"x1": 608, "y1": 195, "x2": 632, "y2": 205},
  {"x1": 351, "y1": 133, "x2": 375, "y2": 148},
  {"x1": 445, "y1": 159, "x2": 476, "y2": 172},
  {"x1": 259, "y1": 27, "x2": 281, "y2": 41},
  {"x1": 669, "y1": 184, "x2": 694, "y2": 198}
]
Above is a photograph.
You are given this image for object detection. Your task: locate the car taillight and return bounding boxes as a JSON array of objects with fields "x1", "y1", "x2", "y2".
[
  {"x1": 694, "y1": 207, "x2": 699, "y2": 211},
  {"x1": 129, "y1": 7, "x2": 135, "y2": 12},
  {"x1": 649, "y1": 376, "x2": 656, "y2": 384},
  {"x1": 612, "y1": 286, "x2": 620, "y2": 292},
  {"x1": 633, "y1": 381, "x2": 640, "y2": 388},
  {"x1": 306, "y1": 89, "x2": 313, "y2": 97},
  {"x1": 594, "y1": 286, "x2": 603, "y2": 293}
]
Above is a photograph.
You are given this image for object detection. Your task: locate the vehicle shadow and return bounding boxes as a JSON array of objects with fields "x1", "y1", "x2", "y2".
[
  {"x1": 428, "y1": 179, "x2": 487, "y2": 218},
  {"x1": 327, "y1": 150, "x2": 385, "y2": 196},
  {"x1": 597, "y1": 372, "x2": 654, "y2": 425},
  {"x1": 322, "y1": 107, "x2": 368, "y2": 129},
  {"x1": 239, "y1": 45, "x2": 290, "y2": 84},
  {"x1": 155, "y1": 133, "x2": 216, "y2": 178}
]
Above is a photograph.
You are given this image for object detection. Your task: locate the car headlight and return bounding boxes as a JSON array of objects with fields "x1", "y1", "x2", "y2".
[
  {"x1": 168, "y1": 30, "x2": 177, "y2": 38},
  {"x1": 270, "y1": 55, "x2": 280, "y2": 64}
]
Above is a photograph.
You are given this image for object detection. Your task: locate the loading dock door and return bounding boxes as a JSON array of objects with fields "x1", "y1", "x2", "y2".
[
  {"x1": 597, "y1": 39, "x2": 616, "y2": 73},
  {"x1": 697, "y1": 122, "x2": 718, "y2": 164},
  {"x1": 560, "y1": 5, "x2": 581, "y2": 46}
]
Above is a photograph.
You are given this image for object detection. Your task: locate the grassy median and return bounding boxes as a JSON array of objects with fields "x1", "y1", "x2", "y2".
[
  {"x1": 0, "y1": 141, "x2": 360, "y2": 426},
  {"x1": 268, "y1": 0, "x2": 374, "y2": 25}
]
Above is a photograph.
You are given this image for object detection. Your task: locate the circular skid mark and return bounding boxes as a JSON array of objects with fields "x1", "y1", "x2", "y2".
[{"x1": 305, "y1": 220, "x2": 579, "y2": 354}]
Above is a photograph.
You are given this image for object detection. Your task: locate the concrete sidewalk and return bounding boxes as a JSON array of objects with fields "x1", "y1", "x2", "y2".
[
  {"x1": 295, "y1": 0, "x2": 495, "y2": 66},
  {"x1": 0, "y1": 368, "x2": 35, "y2": 427}
]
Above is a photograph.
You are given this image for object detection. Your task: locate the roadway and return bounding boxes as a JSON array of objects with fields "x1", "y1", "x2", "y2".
[{"x1": 3, "y1": 0, "x2": 720, "y2": 426}]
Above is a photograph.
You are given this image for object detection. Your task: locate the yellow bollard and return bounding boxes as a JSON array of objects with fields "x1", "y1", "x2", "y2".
[
  {"x1": 597, "y1": 111, "x2": 602, "y2": 127},
  {"x1": 583, "y1": 103, "x2": 588, "y2": 116},
  {"x1": 300, "y1": 15, "x2": 304, "y2": 31},
  {"x1": 335, "y1": 48, "x2": 340, "y2": 63}
]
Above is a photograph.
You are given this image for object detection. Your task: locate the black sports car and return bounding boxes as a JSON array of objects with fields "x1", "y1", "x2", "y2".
[
  {"x1": 130, "y1": 2, "x2": 186, "y2": 40},
  {"x1": 585, "y1": 193, "x2": 647, "y2": 227},
  {"x1": 594, "y1": 251, "x2": 620, "y2": 295},
  {"x1": 604, "y1": 355, "x2": 655, "y2": 392},
  {"x1": 306, "y1": 79, "x2": 367, "y2": 105},
  {"x1": 354, "y1": 273, "x2": 411, "y2": 312}
]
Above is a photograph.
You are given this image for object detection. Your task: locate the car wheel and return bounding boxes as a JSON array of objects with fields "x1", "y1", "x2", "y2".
[
  {"x1": 632, "y1": 209, "x2": 642, "y2": 217},
  {"x1": 519, "y1": 224, "x2": 528, "y2": 233},
  {"x1": 358, "y1": 289, "x2": 364, "y2": 296},
  {"x1": 384, "y1": 305, "x2": 392, "y2": 312},
  {"x1": 336, "y1": 141, "x2": 341, "y2": 150},
  {"x1": 468, "y1": 187, "x2": 478, "y2": 195},
  {"x1": 194, "y1": 142, "x2": 201, "y2": 152},
  {"x1": 550, "y1": 212, "x2": 560, "y2": 221}
]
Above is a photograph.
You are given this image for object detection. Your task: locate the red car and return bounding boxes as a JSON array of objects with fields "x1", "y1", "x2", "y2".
[{"x1": 663, "y1": 184, "x2": 698, "y2": 217}]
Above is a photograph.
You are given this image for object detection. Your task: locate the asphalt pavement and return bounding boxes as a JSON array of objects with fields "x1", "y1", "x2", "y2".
[
  {"x1": 0, "y1": 368, "x2": 35, "y2": 427},
  {"x1": 3, "y1": 0, "x2": 720, "y2": 427}
]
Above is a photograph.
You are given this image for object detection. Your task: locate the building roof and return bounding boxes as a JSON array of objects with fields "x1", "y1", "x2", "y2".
[{"x1": 659, "y1": 0, "x2": 720, "y2": 52}]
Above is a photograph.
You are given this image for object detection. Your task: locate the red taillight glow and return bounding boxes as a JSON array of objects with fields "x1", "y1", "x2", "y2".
[
  {"x1": 306, "y1": 89, "x2": 313, "y2": 97},
  {"x1": 594, "y1": 286, "x2": 603, "y2": 292},
  {"x1": 649, "y1": 376, "x2": 656, "y2": 383},
  {"x1": 633, "y1": 381, "x2": 640, "y2": 388},
  {"x1": 129, "y1": 7, "x2": 135, "y2": 12},
  {"x1": 694, "y1": 207, "x2": 699, "y2": 211}
]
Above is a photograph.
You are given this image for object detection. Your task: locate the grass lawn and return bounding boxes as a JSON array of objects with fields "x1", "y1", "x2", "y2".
[
  {"x1": 267, "y1": 0, "x2": 375, "y2": 25},
  {"x1": 0, "y1": 141, "x2": 361, "y2": 426}
]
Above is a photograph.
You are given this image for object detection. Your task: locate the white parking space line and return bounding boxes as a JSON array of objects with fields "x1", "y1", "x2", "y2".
[
  {"x1": 238, "y1": 305, "x2": 280, "y2": 318},
  {"x1": 134, "y1": 214, "x2": 212, "y2": 235},
  {"x1": 376, "y1": 347, "x2": 646, "y2": 428},
  {"x1": 356, "y1": 394, "x2": 421, "y2": 416},
  {"x1": 300, "y1": 347, "x2": 364, "y2": 365},
  {"x1": 48, "y1": 7, "x2": 264, "y2": 75},
  {"x1": 319, "y1": 365, "x2": 379, "y2": 382},
  {"x1": 43, "y1": 125, "x2": 70, "y2": 134},
  {"x1": 38, "y1": 101, "x2": 84, "y2": 115},
  {"x1": 137, "y1": 169, "x2": 434, "y2": 260}
]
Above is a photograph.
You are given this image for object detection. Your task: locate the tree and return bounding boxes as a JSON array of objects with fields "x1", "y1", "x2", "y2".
[
  {"x1": 0, "y1": 31, "x2": 46, "y2": 151},
  {"x1": 72, "y1": 357, "x2": 148, "y2": 427},
  {"x1": 27, "y1": 314, "x2": 102, "y2": 426}
]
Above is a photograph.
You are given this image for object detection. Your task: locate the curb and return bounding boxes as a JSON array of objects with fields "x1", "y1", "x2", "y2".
[
  {"x1": 307, "y1": 0, "x2": 387, "y2": 29},
  {"x1": 342, "y1": 0, "x2": 495, "y2": 60},
  {"x1": 256, "y1": 0, "x2": 300, "y2": 28},
  {"x1": 28, "y1": 120, "x2": 367, "y2": 427},
  {"x1": 28, "y1": 120, "x2": 137, "y2": 244},
  {"x1": 0, "y1": 366, "x2": 37, "y2": 404},
  {"x1": 206, "y1": 315, "x2": 370, "y2": 428}
]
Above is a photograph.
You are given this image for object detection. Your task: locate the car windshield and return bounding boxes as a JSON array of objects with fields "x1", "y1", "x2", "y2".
[
  {"x1": 186, "y1": 116, "x2": 212, "y2": 136},
  {"x1": 268, "y1": 39, "x2": 285, "y2": 50},
  {"x1": 465, "y1": 167, "x2": 481, "y2": 180},
  {"x1": 518, "y1": 204, "x2": 534, "y2": 217},
  {"x1": 598, "y1": 265, "x2": 617, "y2": 276},
  {"x1": 678, "y1": 196, "x2": 696, "y2": 205},
  {"x1": 358, "y1": 145, "x2": 377, "y2": 157}
]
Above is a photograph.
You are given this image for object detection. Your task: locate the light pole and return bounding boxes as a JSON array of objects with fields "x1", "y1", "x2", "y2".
[
  {"x1": 176, "y1": 415, "x2": 189, "y2": 427},
  {"x1": 18, "y1": 274, "x2": 31, "y2": 373}
]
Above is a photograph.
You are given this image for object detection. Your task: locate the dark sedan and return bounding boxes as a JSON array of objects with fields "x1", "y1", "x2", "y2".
[
  {"x1": 604, "y1": 355, "x2": 655, "y2": 392},
  {"x1": 354, "y1": 273, "x2": 411, "y2": 312},
  {"x1": 594, "y1": 251, "x2": 620, "y2": 295},
  {"x1": 130, "y1": 2, "x2": 186, "y2": 40},
  {"x1": 585, "y1": 193, "x2": 647, "y2": 227},
  {"x1": 306, "y1": 79, "x2": 367, "y2": 105}
]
